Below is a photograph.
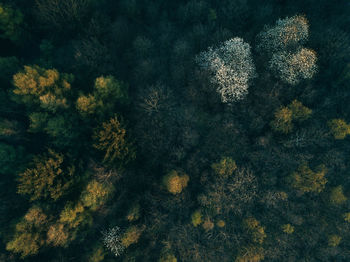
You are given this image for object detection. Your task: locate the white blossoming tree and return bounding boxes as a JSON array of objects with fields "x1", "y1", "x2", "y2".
[
  {"x1": 269, "y1": 48, "x2": 317, "y2": 85},
  {"x1": 257, "y1": 15, "x2": 309, "y2": 53},
  {"x1": 257, "y1": 15, "x2": 317, "y2": 85},
  {"x1": 196, "y1": 38, "x2": 256, "y2": 103},
  {"x1": 102, "y1": 226, "x2": 124, "y2": 257}
]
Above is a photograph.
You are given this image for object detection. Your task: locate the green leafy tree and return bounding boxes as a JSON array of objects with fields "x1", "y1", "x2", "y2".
[
  {"x1": 76, "y1": 76, "x2": 128, "y2": 118},
  {"x1": 17, "y1": 149, "x2": 75, "y2": 201},
  {"x1": 93, "y1": 116, "x2": 135, "y2": 167},
  {"x1": 0, "y1": 142, "x2": 24, "y2": 174},
  {"x1": 289, "y1": 100, "x2": 312, "y2": 121},
  {"x1": 0, "y1": 56, "x2": 20, "y2": 84},
  {"x1": 330, "y1": 186, "x2": 347, "y2": 205},
  {"x1": 343, "y1": 213, "x2": 350, "y2": 223},
  {"x1": 290, "y1": 163, "x2": 327, "y2": 194},
  {"x1": 328, "y1": 119, "x2": 350, "y2": 139},
  {"x1": 0, "y1": 4, "x2": 23, "y2": 43},
  {"x1": 328, "y1": 235, "x2": 341, "y2": 247},
  {"x1": 191, "y1": 210, "x2": 203, "y2": 227},
  {"x1": 13, "y1": 65, "x2": 74, "y2": 112},
  {"x1": 281, "y1": 224, "x2": 294, "y2": 234}
]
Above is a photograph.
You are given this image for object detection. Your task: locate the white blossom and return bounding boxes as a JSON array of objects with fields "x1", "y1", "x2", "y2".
[
  {"x1": 257, "y1": 15, "x2": 309, "y2": 53},
  {"x1": 269, "y1": 48, "x2": 317, "y2": 85},
  {"x1": 196, "y1": 38, "x2": 256, "y2": 103},
  {"x1": 101, "y1": 226, "x2": 124, "y2": 257}
]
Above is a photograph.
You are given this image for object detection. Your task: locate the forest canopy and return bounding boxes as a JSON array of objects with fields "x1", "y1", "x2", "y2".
[{"x1": 0, "y1": 0, "x2": 350, "y2": 261}]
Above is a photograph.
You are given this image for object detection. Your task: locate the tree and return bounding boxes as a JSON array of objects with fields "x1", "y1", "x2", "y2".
[
  {"x1": 6, "y1": 222, "x2": 44, "y2": 258},
  {"x1": 46, "y1": 223, "x2": 69, "y2": 247},
  {"x1": 13, "y1": 65, "x2": 74, "y2": 112},
  {"x1": 328, "y1": 235, "x2": 341, "y2": 247},
  {"x1": 258, "y1": 15, "x2": 317, "y2": 85},
  {"x1": 235, "y1": 246, "x2": 265, "y2": 262},
  {"x1": 211, "y1": 157, "x2": 237, "y2": 177},
  {"x1": 270, "y1": 107, "x2": 293, "y2": 134},
  {"x1": 80, "y1": 180, "x2": 114, "y2": 211},
  {"x1": 102, "y1": 226, "x2": 125, "y2": 257},
  {"x1": 121, "y1": 226, "x2": 143, "y2": 248},
  {"x1": 281, "y1": 224, "x2": 294, "y2": 234},
  {"x1": 191, "y1": 210, "x2": 202, "y2": 227},
  {"x1": 198, "y1": 167, "x2": 257, "y2": 215},
  {"x1": 0, "y1": 4, "x2": 23, "y2": 43},
  {"x1": 271, "y1": 100, "x2": 312, "y2": 133},
  {"x1": 0, "y1": 142, "x2": 24, "y2": 174},
  {"x1": 328, "y1": 119, "x2": 350, "y2": 139},
  {"x1": 76, "y1": 76, "x2": 128, "y2": 118},
  {"x1": 288, "y1": 100, "x2": 312, "y2": 121},
  {"x1": 17, "y1": 149, "x2": 75, "y2": 201},
  {"x1": 159, "y1": 253, "x2": 177, "y2": 262},
  {"x1": 196, "y1": 38, "x2": 256, "y2": 103},
  {"x1": 93, "y1": 116, "x2": 135, "y2": 167},
  {"x1": 59, "y1": 201, "x2": 88, "y2": 228},
  {"x1": 290, "y1": 163, "x2": 327, "y2": 194},
  {"x1": 0, "y1": 56, "x2": 20, "y2": 85},
  {"x1": 257, "y1": 15, "x2": 309, "y2": 54},
  {"x1": 162, "y1": 170, "x2": 189, "y2": 195},
  {"x1": 126, "y1": 203, "x2": 140, "y2": 222},
  {"x1": 269, "y1": 48, "x2": 317, "y2": 85},
  {"x1": 35, "y1": 0, "x2": 91, "y2": 32},
  {"x1": 329, "y1": 186, "x2": 347, "y2": 205},
  {"x1": 244, "y1": 217, "x2": 266, "y2": 244},
  {"x1": 6, "y1": 207, "x2": 48, "y2": 258}
]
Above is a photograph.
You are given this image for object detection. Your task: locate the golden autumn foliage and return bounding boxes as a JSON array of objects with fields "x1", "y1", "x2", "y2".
[
  {"x1": 271, "y1": 100, "x2": 311, "y2": 134},
  {"x1": 290, "y1": 163, "x2": 327, "y2": 194},
  {"x1": 46, "y1": 223, "x2": 69, "y2": 247},
  {"x1": 211, "y1": 157, "x2": 237, "y2": 177},
  {"x1": 13, "y1": 65, "x2": 73, "y2": 111},
  {"x1": 94, "y1": 116, "x2": 135, "y2": 167},
  {"x1": 244, "y1": 217, "x2": 266, "y2": 244},
  {"x1": 328, "y1": 119, "x2": 350, "y2": 139},
  {"x1": 163, "y1": 170, "x2": 189, "y2": 194},
  {"x1": 121, "y1": 226, "x2": 143, "y2": 248},
  {"x1": 17, "y1": 149, "x2": 74, "y2": 201},
  {"x1": 81, "y1": 180, "x2": 114, "y2": 211},
  {"x1": 330, "y1": 186, "x2": 347, "y2": 205}
]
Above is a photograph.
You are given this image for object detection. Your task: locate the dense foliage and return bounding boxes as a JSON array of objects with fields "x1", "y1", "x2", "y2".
[{"x1": 0, "y1": 0, "x2": 350, "y2": 261}]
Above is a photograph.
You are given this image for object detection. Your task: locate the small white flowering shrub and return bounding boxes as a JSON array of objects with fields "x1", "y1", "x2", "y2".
[{"x1": 102, "y1": 226, "x2": 125, "y2": 257}]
